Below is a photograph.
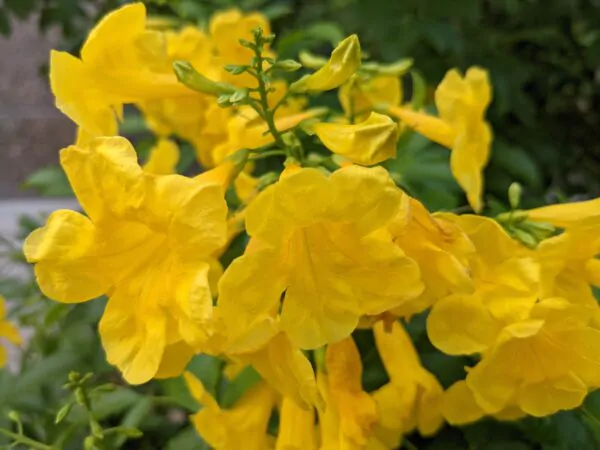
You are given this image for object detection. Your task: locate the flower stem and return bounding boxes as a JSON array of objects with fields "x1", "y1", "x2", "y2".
[{"x1": 0, "y1": 428, "x2": 55, "y2": 450}]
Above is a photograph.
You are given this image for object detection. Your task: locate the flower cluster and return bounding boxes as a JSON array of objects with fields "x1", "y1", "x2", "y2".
[{"x1": 20, "y1": 2, "x2": 600, "y2": 448}]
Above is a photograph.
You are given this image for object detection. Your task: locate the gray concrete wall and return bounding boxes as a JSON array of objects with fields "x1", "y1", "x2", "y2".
[{"x1": 0, "y1": 16, "x2": 76, "y2": 199}]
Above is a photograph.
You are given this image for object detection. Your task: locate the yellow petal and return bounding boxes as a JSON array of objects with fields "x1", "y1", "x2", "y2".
[
  {"x1": 143, "y1": 138, "x2": 180, "y2": 175},
  {"x1": 329, "y1": 165, "x2": 402, "y2": 235},
  {"x1": 527, "y1": 198, "x2": 600, "y2": 228},
  {"x1": 292, "y1": 35, "x2": 361, "y2": 92},
  {"x1": 0, "y1": 322, "x2": 22, "y2": 346},
  {"x1": 183, "y1": 371, "x2": 220, "y2": 410},
  {"x1": 314, "y1": 112, "x2": 399, "y2": 165},
  {"x1": 276, "y1": 397, "x2": 317, "y2": 450},
  {"x1": 449, "y1": 121, "x2": 492, "y2": 212},
  {"x1": 154, "y1": 341, "x2": 194, "y2": 379},
  {"x1": 427, "y1": 295, "x2": 501, "y2": 355},
  {"x1": 386, "y1": 106, "x2": 456, "y2": 148},
  {"x1": 240, "y1": 333, "x2": 321, "y2": 409},
  {"x1": 518, "y1": 374, "x2": 588, "y2": 417},
  {"x1": 326, "y1": 337, "x2": 378, "y2": 445},
  {"x1": 440, "y1": 380, "x2": 486, "y2": 425}
]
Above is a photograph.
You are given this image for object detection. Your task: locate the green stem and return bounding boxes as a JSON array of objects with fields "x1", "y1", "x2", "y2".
[
  {"x1": 0, "y1": 428, "x2": 55, "y2": 450},
  {"x1": 250, "y1": 150, "x2": 287, "y2": 160},
  {"x1": 251, "y1": 46, "x2": 288, "y2": 154}
]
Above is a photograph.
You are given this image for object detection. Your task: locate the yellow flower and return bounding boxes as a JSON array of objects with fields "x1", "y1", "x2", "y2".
[
  {"x1": 184, "y1": 371, "x2": 276, "y2": 450},
  {"x1": 218, "y1": 165, "x2": 423, "y2": 350},
  {"x1": 276, "y1": 396, "x2": 317, "y2": 450},
  {"x1": 339, "y1": 75, "x2": 402, "y2": 121},
  {"x1": 313, "y1": 112, "x2": 399, "y2": 166},
  {"x1": 143, "y1": 138, "x2": 180, "y2": 174},
  {"x1": 440, "y1": 380, "x2": 525, "y2": 426},
  {"x1": 526, "y1": 197, "x2": 600, "y2": 228},
  {"x1": 291, "y1": 35, "x2": 362, "y2": 93},
  {"x1": 0, "y1": 295, "x2": 21, "y2": 368},
  {"x1": 23, "y1": 137, "x2": 228, "y2": 384},
  {"x1": 386, "y1": 67, "x2": 492, "y2": 212},
  {"x1": 536, "y1": 218, "x2": 600, "y2": 307},
  {"x1": 387, "y1": 198, "x2": 475, "y2": 319},
  {"x1": 50, "y1": 3, "x2": 190, "y2": 141},
  {"x1": 319, "y1": 337, "x2": 378, "y2": 449},
  {"x1": 466, "y1": 298, "x2": 600, "y2": 417},
  {"x1": 370, "y1": 321, "x2": 443, "y2": 448},
  {"x1": 426, "y1": 214, "x2": 539, "y2": 355}
]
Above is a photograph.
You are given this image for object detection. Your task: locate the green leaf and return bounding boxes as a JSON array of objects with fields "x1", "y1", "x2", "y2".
[
  {"x1": 23, "y1": 165, "x2": 73, "y2": 197},
  {"x1": 0, "y1": 8, "x2": 11, "y2": 36},
  {"x1": 115, "y1": 397, "x2": 153, "y2": 448},
  {"x1": 165, "y1": 426, "x2": 208, "y2": 450}
]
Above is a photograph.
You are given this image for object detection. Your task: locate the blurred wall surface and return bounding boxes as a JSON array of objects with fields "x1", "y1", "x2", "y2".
[{"x1": 0, "y1": 16, "x2": 74, "y2": 199}]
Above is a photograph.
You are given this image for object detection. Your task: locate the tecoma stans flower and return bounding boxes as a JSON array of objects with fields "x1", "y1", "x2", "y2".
[
  {"x1": 427, "y1": 214, "x2": 539, "y2": 356},
  {"x1": 369, "y1": 321, "x2": 444, "y2": 448},
  {"x1": 0, "y1": 295, "x2": 21, "y2": 368},
  {"x1": 275, "y1": 396, "x2": 317, "y2": 450},
  {"x1": 466, "y1": 298, "x2": 600, "y2": 417},
  {"x1": 386, "y1": 67, "x2": 492, "y2": 212},
  {"x1": 142, "y1": 138, "x2": 180, "y2": 175},
  {"x1": 319, "y1": 337, "x2": 378, "y2": 449},
  {"x1": 291, "y1": 35, "x2": 362, "y2": 93},
  {"x1": 339, "y1": 75, "x2": 402, "y2": 122},
  {"x1": 184, "y1": 371, "x2": 276, "y2": 450},
  {"x1": 313, "y1": 112, "x2": 399, "y2": 166},
  {"x1": 50, "y1": 3, "x2": 191, "y2": 143},
  {"x1": 23, "y1": 137, "x2": 228, "y2": 384},
  {"x1": 218, "y1": 165, "x2": 423, "y2": 350}
]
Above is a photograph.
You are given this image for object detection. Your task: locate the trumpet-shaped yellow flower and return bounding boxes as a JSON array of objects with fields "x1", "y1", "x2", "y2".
[
  {"x1": 370, "y1": 321, "x2": 443, "y2": 448},
  {"x1": 184, "y1": 371, "x2": 276, "y2": 449},
  {"x1": 388, "y1": 199, "x2": 475, "y2": 319},
  {"x1": 319, "y1": 337, "x2": 378, "y2": 449},
  {"x1": 536, "y1": 218, "x2": 600, "y2": 307},
  {"x1": 466, "y1": 298, "x2": 600, "y2": 417},
  {"x1": 143, "y1": 138, "x2": 180, "y2": 175},
  {"x1": 276, "y1": 396, "x2": 317, "y2": 450},
  {"x1": 218, "y1": 165, "x2": 423, "y2": 350},
  {"x1": 386, "y1": 67, "x2": 492, "y2": 212},
  {"x1": 23, "y1": 137, "x2": 228, "y2": 384},
  {"x1": 0, "y1": 295, "x2": 21, "y2": 368},
  {"x1": 339, "y1": 75, "x2": 402, "y2": 121},
  {"x1": 313, "y1": 112, "x2": 399, "y2": 166},
  {"x1": 427, "y1": 214, "x2": 539, "y2": 355},
  {"x1": 292, "y1": 35, "x2": 361, "y2": 93},
  {"x1": 526, "y1": 197, "x2": 600, "y2": 228},
  {"x1": 50, "y1": 3, "x2": 191, "y2": 141}
]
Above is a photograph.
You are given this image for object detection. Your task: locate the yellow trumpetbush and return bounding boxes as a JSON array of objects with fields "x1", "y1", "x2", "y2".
[
  {"x1": 184, "y1": 371, "x2": 276, "y2": 449},
  {"x1": 339, "y1": 75, "x2": 402, "y2": 121},
  {"x1": 50, "y1": 3, "x2": 191, "y2": 141},
  {"x1": 276, "y1": 396, "x2": 317, "y2": 450},
  {"x1": 370, "y1": 321, "x2": 443, "y2": 448},
  {"x1": 143, "y1": 138, "x2": 180, "y2": 174},
  {"x1": 0, "y1": 295, "x2": 21, "y2": 368},
  {"x1": 23, "y1": 137, "x2": 228, "y2": 384},
  {"x1": 536, "y1": 218, "x2": 600, "y2": 307},
  {"x1": 440, "y1": 380, "x2": 525, "y2": 426},
  {"x1": 387, "y1": 198, "x2": 475, "y2": 319},
  {"x1": 426, "y1": 214, "x2": 539, "y2": 355},
  {"x1": 526, "y1": 197, "x2": 600, "y2": 228},
  {"x1": 291, "y1": 35, "x2": 361, "y2": 93},
  {"x1": 218, "y1": 165, "x2": 423, "y2": 350},
  {"x1": 313, "y1": 112, "x2": 399, "y2": 166},
  {"x1": 386, "y1": 67, "x2": 492, "y2": 212},
  {"x1": 466, "y1": 298, "x2": 600, "y2": 417},
  {"x1": 319, "y1": 337, "x2": 378, "y2": 449}
]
